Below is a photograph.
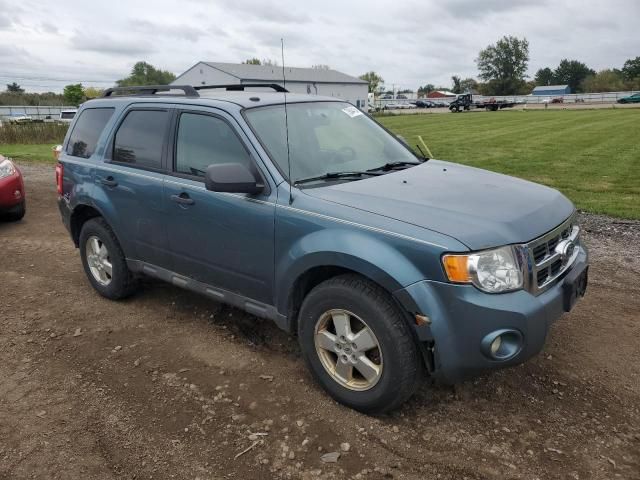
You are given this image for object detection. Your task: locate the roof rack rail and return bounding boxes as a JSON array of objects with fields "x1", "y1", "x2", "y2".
[
  {"x1": 101, "y1": 85, "x2": 199, "y2": 97},
  {"x1": 194, "y1": 83, "x2": 288, "y2": 93}
]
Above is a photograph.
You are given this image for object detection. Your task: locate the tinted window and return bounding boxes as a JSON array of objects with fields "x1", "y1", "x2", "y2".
[
  {"x1": 113, "y1": 110, "x2": 170, "y2": 169},
  {"x1": 66, "y1": 108, "x2": 114, "y2": 158},
  {"x1": 175, "y1": 113, "x2": 251, "y2": 178}
]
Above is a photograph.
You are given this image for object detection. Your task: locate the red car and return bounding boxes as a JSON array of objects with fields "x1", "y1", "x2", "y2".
[{"x1": 0, "y1": 155, "x2": 26, "y2": 221}]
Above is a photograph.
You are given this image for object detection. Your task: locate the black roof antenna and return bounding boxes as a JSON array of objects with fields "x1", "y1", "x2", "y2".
[{"x1": 281, "y1": 38, "x2": 293, "y2": 205}]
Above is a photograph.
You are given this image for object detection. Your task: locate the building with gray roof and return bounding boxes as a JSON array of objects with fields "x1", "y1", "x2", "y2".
[{"x1": 172, "y1": 62, "x2": 368, "y2": 108}]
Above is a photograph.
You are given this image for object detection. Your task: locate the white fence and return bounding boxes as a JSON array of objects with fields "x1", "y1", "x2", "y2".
[
  {"x1": 469, "y1": 91, "x2": 640, "y2": 104},
  {"x1": 372, "y1": 90, "x2": 640, "y2": 108},
  {"x1": 0, "y1": 105, "x2": 76, "y2": 121}
]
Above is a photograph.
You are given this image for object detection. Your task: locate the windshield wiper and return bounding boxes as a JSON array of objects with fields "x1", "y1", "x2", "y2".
[
  {"x1": 366, "y1": 160, "x2": 422, "y2": 173},
  {"x1": 294, "y1": 171, "x2": 382, "y2": 186}
]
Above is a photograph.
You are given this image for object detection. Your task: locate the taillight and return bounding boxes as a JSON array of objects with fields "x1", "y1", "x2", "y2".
[{"x1": 55, "y1": 162, "x2": 64, "y2": 195}]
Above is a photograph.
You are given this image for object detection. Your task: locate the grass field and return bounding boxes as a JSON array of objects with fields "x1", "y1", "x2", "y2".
[
  {"x1": 1, "y1": 109, "x2": 638, "y2": 218},
  {"x1": 1, "y1": 144, "x2": 54, "y2": 162},
  {"x1": 378, "y1": 109, "x2": 639, "y2": 219}
]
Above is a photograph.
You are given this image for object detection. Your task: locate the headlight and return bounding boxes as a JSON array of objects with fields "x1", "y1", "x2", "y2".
[
  {"x1": 0, "y1": 158, "x2": 16, "y2": 179},
  {"x1": 443, "y1": 246, "x2": 524, "y2": 293}
]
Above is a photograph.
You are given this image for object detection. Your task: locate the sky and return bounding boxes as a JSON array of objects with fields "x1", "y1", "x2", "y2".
[{"x1": 1, "y1": 0, "x2": 638, "y2": 93}]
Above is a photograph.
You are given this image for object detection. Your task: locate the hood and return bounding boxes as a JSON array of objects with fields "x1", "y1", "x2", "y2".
[{"x1": 302, "y1": 160, "x2": 574, "y2": 250}]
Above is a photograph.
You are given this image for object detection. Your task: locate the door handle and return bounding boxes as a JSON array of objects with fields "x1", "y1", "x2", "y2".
[
  {"x1": 170, "y1": 193, "x2": 195, "y2": 205},
  {"x1": 100, "y1": 176, "x2": 118, "y2": 187}
]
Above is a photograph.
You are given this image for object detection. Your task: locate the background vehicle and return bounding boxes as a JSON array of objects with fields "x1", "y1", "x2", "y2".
[
  {"x1": 449, "y1": 93, "x2": 516, "y2": 112},
  {"x1": 59, "y1": 109, "x2": 78, "y2": 123},
  {"x1": 4, "y1": 113, "x2": 33, "y2": 124},
  {"x1": 551, "y1": 97, "x2": 564, "y2": 104},
  {"x1": 55, "y1": 84, "x2": 588, "y2": 414},
  {"x1": 617, "y1": 93, "x2": 640, "y2": 104},
  {"x1": 415, "y1": 100, "x2": 435, "y2": 108},
  {"x1": 0, "y1": 155, "x2": 26, "y2": 221}
]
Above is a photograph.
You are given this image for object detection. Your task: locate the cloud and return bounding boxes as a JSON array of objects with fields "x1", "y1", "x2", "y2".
[
  {"x1": 71, "y1": 33, "x2": 156, "y2": 56},
  {"x1": 218, "y1": 0, "x2": 310, "y2": 24},
  {"x1": 438, "y1": 0, "x2": 545, "y2": 18},
  {"x1": 40, "y1": 22, "x2": 59, "y2": 34},
  {"x1": 0, "y1": 12, "x2": 13, "y2": 29},
  {"x1": 130, "y1": 19, "x2": 205, "y2": 42},
  {"x1": 0, "y1": 0, "x2": 638, "y2": 93}
]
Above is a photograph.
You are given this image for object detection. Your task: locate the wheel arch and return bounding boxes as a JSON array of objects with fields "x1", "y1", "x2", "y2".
[{"x1": 70, "y1": 203, "x2": 104, "y2": 247}]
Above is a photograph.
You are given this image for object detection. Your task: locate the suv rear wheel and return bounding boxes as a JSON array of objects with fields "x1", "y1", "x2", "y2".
[
  {"x1": 79, "y1": 218, "x2": 137, "y2": 299},
  {"x1": 298, "y1": 274, "x2": 422, "y2": 413}
]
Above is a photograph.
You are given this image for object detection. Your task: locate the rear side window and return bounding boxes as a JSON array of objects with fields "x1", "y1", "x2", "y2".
[
  {"x1": 113, "y1": 110, "x2": 170, "y2": 169},
  {"x1": 175, "y1": 113, "x2": 251, "y2": 178},
  {"x1": 66, "y1": 108, "x2": 114, "y2": 158}
]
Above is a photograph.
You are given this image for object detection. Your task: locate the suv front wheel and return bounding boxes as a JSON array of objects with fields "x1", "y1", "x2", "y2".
[
  {"x1": 298, "y1": 274, "x2": 422, "y2": 414},
  {"x1": 79, "y1": 218, "x2": 137, "y2": 299}
]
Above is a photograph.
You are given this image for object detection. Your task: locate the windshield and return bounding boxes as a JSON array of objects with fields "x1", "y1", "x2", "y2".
[{"x1": 244, "y1": 102, "x2": 418, "y2": 184}]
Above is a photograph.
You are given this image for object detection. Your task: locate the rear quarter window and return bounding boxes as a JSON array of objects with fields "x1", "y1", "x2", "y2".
[{"x1": 66, "y1": 108, "x2": 115, "y2": 158}]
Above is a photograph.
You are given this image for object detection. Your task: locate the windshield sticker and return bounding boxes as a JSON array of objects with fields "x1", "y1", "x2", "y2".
[{"x1": 341, "y1": 106, "x2": 363, "y2": 118}]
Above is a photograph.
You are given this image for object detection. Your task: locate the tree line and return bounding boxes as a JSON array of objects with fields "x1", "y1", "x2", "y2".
[
  {"x1": 2, "y1": 61, "x2": 177, "y2": 106},
  {"x1": 5, "y1": 49, "x2": 640, "y2": 107},
  {"x1": 360, "y1": 37, "x2": 640, "y2": 96}
]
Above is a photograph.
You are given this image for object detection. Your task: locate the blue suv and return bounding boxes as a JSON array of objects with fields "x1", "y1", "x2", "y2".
[{"x1": 56, "y1": 84, "x2": 588, "y2": 413}]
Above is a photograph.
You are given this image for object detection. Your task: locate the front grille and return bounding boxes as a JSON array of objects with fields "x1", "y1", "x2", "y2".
[{"x1": 525, "y1": 215, "x2": 580, "y2": 294}]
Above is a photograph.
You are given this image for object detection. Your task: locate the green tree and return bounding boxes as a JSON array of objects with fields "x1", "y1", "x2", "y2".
[
  {"x1": 417, "y1": 84, "x2": 435, "y2": 96},
  {"x1": 243, "y1": 58, "x2": 261, "y2": 65},
  {"x1": 63, "y1": 84, "x2": 85, "y2": 105},
  {"x1": 534, "y1": 67, "x2": 555, "y2": 86},
  {"x1": 359, "y1": 71, "x2": 384, "y2": 94},
  {"x1": 116, "y1": 61, "x2": 176, "y2": 87},
  {"x1": 581, "y1": 70, "x2": 626, "y2": 93},
  {"x1": 622, "y1": 57, "x2": 640, "y2": 81},
  {"x1": 460, "y1": 78, "x2": 478, "y2": 93},
  {"x1": 83, "y1": 86, "x2": 103, "y2": 99},
  {"x1": 451, "y1": 75, "x2": 461, "y2": 94},
  {"x1": 6, "y1": 82, "x2": 24, "y2": 93},
  {"x1": 476, "y1": 36, "x2": 529, "y2": 95},
  {"x1": 553, "y1": 59, "x2": 595, "y2": 93}
]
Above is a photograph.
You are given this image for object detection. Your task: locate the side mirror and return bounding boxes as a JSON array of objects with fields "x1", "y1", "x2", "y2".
[{"x1": 205, "y1": 163, "x2": 264, "y2": 195}]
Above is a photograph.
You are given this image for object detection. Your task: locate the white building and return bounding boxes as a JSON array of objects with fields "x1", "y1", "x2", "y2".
[{"x1": 172, "y1": 62, "x2": 368, "y2": 109}]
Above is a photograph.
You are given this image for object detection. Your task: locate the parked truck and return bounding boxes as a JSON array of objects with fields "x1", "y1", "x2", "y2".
[{"x1": 449, "y1": 93, "x2": 517, "y2": 112}]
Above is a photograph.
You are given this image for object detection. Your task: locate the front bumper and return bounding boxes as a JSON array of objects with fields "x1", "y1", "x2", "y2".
[{"x1": 395, "y1": 245, "x2": 588, "y2": 383}]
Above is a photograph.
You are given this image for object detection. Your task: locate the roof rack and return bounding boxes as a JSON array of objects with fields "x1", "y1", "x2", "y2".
[
  {"x1": 101, "y1": 85, "x2": 199, "y2": 97},
  {"x1": 195, "y1": 83, "x2": 288, "y2": 93},
  {"x1": 100, "y1": 83, "x2": 288, "y2": 99}
]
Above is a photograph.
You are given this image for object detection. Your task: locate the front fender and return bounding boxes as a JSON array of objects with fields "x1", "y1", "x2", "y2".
[{"x1": 275, "y1": 227, "x2": 425, "y2": 315}]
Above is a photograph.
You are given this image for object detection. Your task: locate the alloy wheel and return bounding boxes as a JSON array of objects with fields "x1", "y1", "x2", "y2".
[
  {"x1": 314, "y1": 309, "x2": 383, "y2": 391},
  {"x1": 86, "y1": 235, "x2": 113, "y2": 286}
]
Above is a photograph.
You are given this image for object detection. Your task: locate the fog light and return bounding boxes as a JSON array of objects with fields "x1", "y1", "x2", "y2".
[
  {"x1": 490, "y1": 336, "x2": 502, "y2": 356},
  {"x1": 481, "y1": 329, "x2": 523, "y2": 361}
]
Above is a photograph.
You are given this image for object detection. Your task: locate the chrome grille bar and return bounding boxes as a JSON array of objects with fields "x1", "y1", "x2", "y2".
[{"x1": 525, "y1": 214, "x2": 580, "y2": 295}]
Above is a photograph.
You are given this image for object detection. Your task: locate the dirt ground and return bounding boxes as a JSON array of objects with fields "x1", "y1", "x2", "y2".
[{"x1": 1, "y1": 162, "x2": 639, "y2": 480}]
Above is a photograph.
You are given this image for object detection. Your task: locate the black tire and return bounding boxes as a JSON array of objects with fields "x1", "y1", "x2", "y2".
[
  {"x1": 79, "y1": 217, "x2": 137, "y2": 300},
  {"x1": 298, "y1": 274, "x2": 422, "y2": 414},
  {"x1": 2, "y1": 200, "x2": 25, "y2": 221}
]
